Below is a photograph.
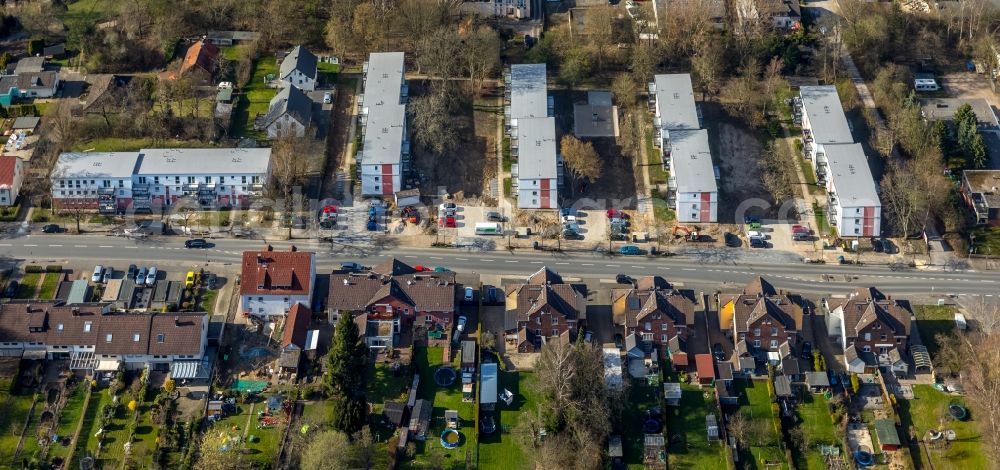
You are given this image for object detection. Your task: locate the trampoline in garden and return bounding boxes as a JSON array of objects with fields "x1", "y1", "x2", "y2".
[
  {"x1": 440, "y1": 429, "x2": 462, "y2": 449},
  {"x1": 434, "y1": 367, "x2": 457, "y2": 387},
  {"x1": 949, "y1": 404, "x2": 968, "y2": 420},
  {"x1": 232, "y1": 380, "x2": 267, "y2": 393}
]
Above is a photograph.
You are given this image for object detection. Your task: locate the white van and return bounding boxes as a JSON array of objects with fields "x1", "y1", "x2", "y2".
[{"x1": 474, "y1": 222, "x2": 502, "y2": 235}]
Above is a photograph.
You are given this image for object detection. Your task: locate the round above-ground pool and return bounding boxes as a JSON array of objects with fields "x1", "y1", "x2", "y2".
[
  {"x1": 441, "y1": 429, "x2": 462, "y2": 449},
  {"x1": 434, "y1": 367, "x2": 457, "y2": 387},
  {"x1": 643, "y1": 418, "x2": 662, "y2": 434},
  {"x1": 949, "y1": 404, "x2": 968, "y2": 420},
  {"x1": 854, "y1": 450, "x2": 874, "y2": 467}
]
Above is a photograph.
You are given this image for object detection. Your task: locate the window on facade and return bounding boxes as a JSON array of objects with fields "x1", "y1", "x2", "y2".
[
  {"x1": 753, "y1": 328, "x2": 760, "y2": 336},
  {"x1": 105, "y1": 334, "x2": 113, "y2": 342},
  {"x1": 102, "y1": 180, "x2": 110, "y2": 188},
  {"x1": 426, "y1": 315, "x2": 432, "y2": 322},
  {"x1": 157, "y1": 334, "x2": 165, "y2": 343},
  {"x1": 661, "y1": 323, "x2": 668, "y2": 331},
  {"x1": 645, "y1": 322, "x2": 652, "y2": 331},
  {"x1": 84, "y1": 321, "x2": 92, "y2": 332},
  {"x1": 753, "y1": 339, "x2": 761, "y2": 348},
  {"x1": 692, "y1": 204, "x2": 698, "y2": 209},
  {"x1": 57, "y1": 323, "x2": 63, "y2": 331},
  {"x1": 864, "y1": 333, "x2": 871, "y2": 341},
  {"x1": 188, "y1": 176, "x2": 196, "y2": 184},
  {"x1": 133, "y1": 334, "x2": 140, "y2": 342},
  {"x1": 535, "y1": 329, "x2": 541, "y2": 336},
  {"x1": 552, "y1": 329, "x2": 558, "y2": 336},
  {"x1": 154, "y1": 176, "x2": 160, "y2": 184},
  {"x1": 771, "y1": 327, "x2": 778, "y2": 336},
  {"x1": 138, "y1": 177, "x2": 146, "y2": 184},
  {"x1": 880, "y1": 334, "x2": 887, "y2": 341},
  {"x1": 242, "y1": 176, "x2": 247, "y2": 183},
  {"x1": 552, "y1": 317, "x2": 558, "y2": 325},
  {"x1": 175, "y1": 176, "x2": 181, "y2": 184},
  {"x1": 854, "y1": 228, "x2": 860, "y2": 234},
  {"x1": 252, "y1": 176, "x2": 261, "y2": 183},
  {"x1": 661, "y1": 334, "x2": 668, "y2": 342},
  {"x1": 863, "y1": 345, "x2": 871, "y2": 352},
  {"x1": 60, "y1": 180, "x2": 65, "y2": 188},
  {"x1": 770, "y1": 340, "x2": 778, "y2": 349}
]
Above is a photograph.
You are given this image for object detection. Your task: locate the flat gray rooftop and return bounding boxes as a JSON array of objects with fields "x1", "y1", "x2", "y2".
[
  {"x1": 653, "y1": 74, "x2": 699, "y2": 130},
  {"x1": 361, "y1": 52, "x2": 406, "y2": 165},
  {"x1": 510, "y1": 64, "x2": 548, "y2": 120},
  {"x1": 516, "y1": 117, "x2": 557, "y2": 180},
  {"x1": 825, "y1": 143, "x2": 880, "y2": 206},
  {"x1": 670, "y1": 129, "x2": 717, "y2": 194},
  {"x1": 800, "y1": 86, "x2": 854, "y2": 144}
]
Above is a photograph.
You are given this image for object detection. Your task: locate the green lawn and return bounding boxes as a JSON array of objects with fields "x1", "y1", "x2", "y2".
[
  {"x1": 899, "y1": 385, "x2": 987, "y2": 470},
  {"x1": 39, "y1": 273, "x2": 62, "y2": 300},
  {"x1": 0, "y1": 392, "x2": 37, "y2": 463},
  {"x1": 74, "y1": 387, "x2": 113, "y2": 467},
  {"x1": 646, "y1": 130, "x2": 668, "y2": 185},
  {"x1": 62, "y1": 0, "x2": 119, "y2": 23},
  {"x1": 738, "y1": 379, "x2": 789, "y2": 470},
  {"x1": 912, "y1": 305, "x2": 958, "y2": 358},
  {"x1": 15, "y1": 272, "x2": 42, "y2": 299},
  {"x1": 401, "y1": 346, "x2": 476, "y2": 468},
  {"x1": 50, "y1": 383, "x2": 90, "y2": 461},
  {"x1": 651, "y1": 188, "x2": 677, "y2": 223},
  {"x1": 791, "y1": 393, "x2": 839, "y2": 470},
  {"x1": 477, "y1": 370, "x2": 539, "y2": 470},
  {"x1": 622, "y1": 382, "x2": 662, "y2": 469},
  {"x1": 230, "y1": 56, "x2": 279, "y2": 140},
  {"x1": 969, "y1": 226, "x2": 1000, "y2": 257},
  {"x1": 211, "y1": 399, "x2": 283, "y2": 467},
  {"x1": 197, "y1": 288, "x2": 220, "y2": 313},
  {"x1": 664, "y1": 384, "x2": 729, "y2": 469},
  {"x1": 95, "y1": 394, "x2": 135, "y2": 468},
  {"x1": 813, "y1": 202, "x2": 832, "y2": 238},
  {"x1": 798, "y1": 157, "x2": 824, "y2": 196},
  {"x1": 70, "y1": 137, "x2": 211, "y2": 152},
  {"x1": 367, "y1": 362, "x2": 411, "y2": 407}
]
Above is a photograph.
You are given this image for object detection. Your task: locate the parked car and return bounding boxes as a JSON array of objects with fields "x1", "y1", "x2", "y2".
[
  {"x1": 433, "y1": 266, "x2": 450, "y2": 272},
  {"x1": 440, "y1": 216, "x2": 456, "y2": 228},
  {"x1": 616, "y1": 273, "x2": 632, "y2": 284},
  {"x1": 323, "y1": 92, "x2": 333, "y2": 104},
  {"x1": 185, "y1": 271, "x2": 196, "y2": 288},
  {"x1": 712, "y1": 343, "x2": 726, "y2": 362},
  {"x1": 486, "y1": 211, "x2": 506, "y2": 222},
  {"x1": 607, "y1": 208, "x2": 627, "y2": 219},
  {"x1": 41, "y1": 224, "x2": 62, "y2": 233},
  {"x1": 749, "y1": 238, "x2": 768, "y2": 249},
  {"x1": 456, "y1": 316, "x2": 468, "y2": 333},
  {"x1": 800, "y1": 341, "x2": 813, "y2": 360},
  {"x1": 744, "y1": 215, "x2": 762, "y2": 228},
  {"x1": 145, "y1": 267, "x2": 158, "y2": 286},
  {"x1": 205, "y1": 273, "x2": 218, "y2": 289},
  {"x1": 127, "y1": 264, "x2": 138, "y2": 280},
  {"x1": 102, "y1": 267, "x2": 113, "y2": 283},
  {"x1": 560, "y1": 207, "x2": 578, "y2": 218},
  {"x1": 185, "y1": 238, "x2": 208, "y2": 248},
  {"x1": 463, "y1": 287, "x2": 475, "y2": 303},
  {"x1": 485, "y1": 285, "x2": 498, "y2": 304},
  {"x1": 91, "y1": 265, "x2": 104, "y2": 283},
  {"x1": 136, "y1": 266, "x2": 148, "y2": 283},
  {"x1": 724, "y1": 232, "x2": 741, "y2": 247},
  {"x1": 340, "y1": 262, "x2": 365, "y2": 272},
  {"x1": 4, "y1": 281, "x2": 18, "y2": 298},
  {"x1": 747, "y1": 230, "x2": 764, "y2": 240},
  {"x1": 619, "y1": 245, "x2": 643, "y2": 255}
]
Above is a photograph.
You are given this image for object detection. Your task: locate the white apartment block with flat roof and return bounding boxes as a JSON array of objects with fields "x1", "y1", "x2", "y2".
[
  {"x1": 798, "y1": 86, "x2": 881, "y2": 237},
  {"x1": 649, "y1": 73, "x2": 716, "y2": 222},
  {"x1": 357, "y1": 52, "x2": 408, "y2": 197},
  {"x1": 505, "y1": 63, "x2": 558, "y2": 209}
]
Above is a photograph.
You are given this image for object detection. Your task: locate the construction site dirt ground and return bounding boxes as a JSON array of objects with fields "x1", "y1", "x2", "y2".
[
  {"x1": 702, "y1": 102, "x2": 778, "y2": 224},
  {"x1": 408, "y1": 81, "x2": 499, "y2": 205}
]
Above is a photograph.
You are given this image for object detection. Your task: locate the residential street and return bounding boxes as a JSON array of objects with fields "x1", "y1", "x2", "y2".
[{"x1": 2, "y1": 234, "x2": 998, "y2": 298}]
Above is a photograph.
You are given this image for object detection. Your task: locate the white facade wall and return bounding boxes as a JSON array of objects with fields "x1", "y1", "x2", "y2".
[
  {"x1": 266, "y1": 114, "x2": 307, "y2": 139},
  {"x1": 674, "y1": 191, "x2": 718, "y2": 224},
  {"x1": 360, "y1": 163, "x2": 402, "y2": 196},
  {"x1": 281, "y1": 69, "x2": 315, "y2": 92},
  {"x1": 516, "y1": 177, "x2": 558, "y2": 209},
  {"x1": 52, "y1": 176, "x2": 132, "y2": 201},
  {"x1": 834, "y1": 201, "x2": 882, "y2": 237},
  {"x1": 241, "y1": 294, "x2": 312, "y2": 317}
]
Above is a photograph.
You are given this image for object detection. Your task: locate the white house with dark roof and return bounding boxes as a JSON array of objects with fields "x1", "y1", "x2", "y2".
[
  {"x1": 279, "y1": 45, "x2": 318, "y2": 92},
  {"x1": 240, "y1": 246, "x2": 316, "y2": 318},
  {"x1": 51, "y1": 148, "x2": 271, "y2": 213},
  {"x1": 506, "y1": 63, "x2": 558, "y2": 209},
  {"x1": 257, "y1": 85, "x2": 313, "y2": 138},
  {"x1": 358, "y1": 52, "x2": 408, "y2": 197}
]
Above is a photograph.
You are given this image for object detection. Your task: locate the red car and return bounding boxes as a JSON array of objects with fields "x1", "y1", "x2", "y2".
[
  {"x1": 791, "y1": 224, "x2": 809, "y2": 234},
  {"x1": 414, "y1": 265, "x2": 430, "y2": 272},
  {"x1": 607, "y1": 209, "x2": 629, "y2": 219},
  {"x1": 439, "y1": 216, "x2": 456, "y2": 228}
]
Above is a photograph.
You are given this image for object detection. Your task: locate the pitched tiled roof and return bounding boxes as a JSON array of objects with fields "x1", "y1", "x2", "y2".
[
  {"x1": 527, "y1": 266, "x2": 564, "y2": 285},
  {"x1": 0, "y1": 155, "x2": 20, "y2": 187},
  {"x1": 0, "y1": 302, "x2": 205, "y2": 356},
  {"x1": 95, "y1": 314, "x2": 152, "y2": 355},
  {"x1": 507, "y1": 283, "x2": 585, "y2": 325},
  {"x1": 327, "y1": 271, "x2": 456, "y2": 314},
  {"x1": 240, "y1": 247, "x2": 314, "y2": 297},
  {"x1": 612, "y1": 287, "x2": 694, "y2": 328},
  {"x1": 832, "y1": 287, "x2": 911, "y2": 339},
  {"x1": 371, "y1": 258, "x2": 417, "y2": 276},
  {"x1": 745, "y1": 276, "x2": 777, "y2": 296},
  {"x1": 260, "y1": 85, "x2": 313, "y2": 129},
  {"x1": 282, "y1": 304, "x2": 311, "y2": 349},
  {"x1": 180, "y1": 40, "x2": 220, "y2": 76},
  {"x1": 725, "y1": 278, "x2": 802, "y2": 333},
  {"x1": 635, "y1": 276, "x2": 670, "y2": 291},
  {"x1": 279, "y1": 45, "x2": 318, "y2": 81},
  {"x1": 148, "y1": 313, "x2": 206, "y2": 356}
]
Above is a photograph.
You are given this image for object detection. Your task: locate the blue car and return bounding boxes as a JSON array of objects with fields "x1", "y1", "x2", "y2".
[{"x1": 619, "y1": 245, "x2": 643, "y2": 255}]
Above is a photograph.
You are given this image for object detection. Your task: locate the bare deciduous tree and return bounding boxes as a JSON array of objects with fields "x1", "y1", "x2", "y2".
[{"x1": 561, "y1": 135, "x2": 602, "y2": 184}]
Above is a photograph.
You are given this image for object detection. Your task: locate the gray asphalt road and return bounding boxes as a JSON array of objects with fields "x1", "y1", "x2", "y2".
[{"x1": 2, "y1": 234, "x2": 998, "y2": 299}]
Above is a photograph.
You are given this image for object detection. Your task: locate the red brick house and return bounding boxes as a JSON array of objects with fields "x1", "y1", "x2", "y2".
[
  {"x1": 503, "y1": 267, "x2": 587, "y2": 353},
  {"x1": 823, "y1": 287, "x2": 911, "y2": 374},
  {"x1": 327, "y1": 258, "x2": 456, "y2": 349},
  {"x1": 611, "y1": 276, "x2": 695, "y2": 353},
  {"x1": 720, "y1": 277, "x2": 803, "y2": 353}
]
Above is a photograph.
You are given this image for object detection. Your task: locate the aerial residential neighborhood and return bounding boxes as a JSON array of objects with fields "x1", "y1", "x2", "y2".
[{"x1": 0, "y1": 0, "x2": 998, "y2": 469}]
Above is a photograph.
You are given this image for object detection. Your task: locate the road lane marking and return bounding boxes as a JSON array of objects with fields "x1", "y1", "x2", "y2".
[
  {"x1": 74, "y1": 245, "x2": 88, "y2": 248},
  {"x1": 456, "y1": 258, "x2": 468, "y2": 261},
  {"x1": 481, "y1": 259, "x2": 494, "y2": 262},
  {"x1": 682, "y1": 268, "x2": 696, "y2": 271},
  {"x1": 555, "y1": 262, "x2": 569, "y2": 265},
  {"x1": 100, "y1": 246, "x2": 113, "y2": 248},
  {"x1": 0, "y1": 243, "x2": 10, "y2": 246},
  {"x1": 24, "y1": 244, "x2": 36, "y2": 247},
  {"x1": 430, "y1": 256, "x2": 443, "y2": 259},
  {"x1": 605, "y1": 264, "x2": 619, "y2": 267},
  {"x1": 581, "y1": 263, "x2": 593, "y2": 266},
  {"x1": 48, "y1": 244, "x2": 62, "y2": 247},
  {"x1": 505, "y1": 260, "x2": 519, "y2": 263}
]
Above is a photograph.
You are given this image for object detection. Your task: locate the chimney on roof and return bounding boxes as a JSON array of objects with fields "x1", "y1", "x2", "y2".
[
  {"x1": 257, "y1": 254, "x2": 265, "y2": 265},
  {"x1": 72, "y1": 307, "x2": 80, "y2": 316},
  {"x1": 25, "y1": 304, "x2": 31, "y2": 313},
  {"x1": 266, "y1": 244, "x2": 274, "y2": 252},
  {"x1": 343, "y1": 279, "x2": 349, "y2": 286},
  {"x1": 174, "y1": 316, "x2": 180, "y2": 327},
  {"x1": 290, "y1": 245, "x2": 297, "y2": 252}
]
